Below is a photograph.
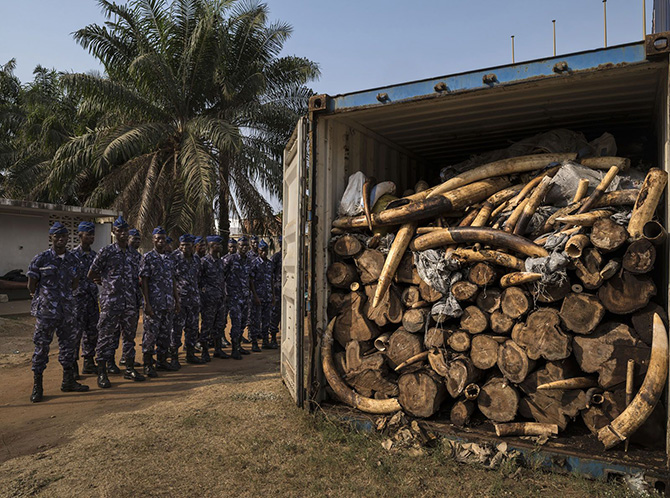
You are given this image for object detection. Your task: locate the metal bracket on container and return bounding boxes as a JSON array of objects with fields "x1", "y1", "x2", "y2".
[
  {"x1": 376, "y1": 92, "x2": 390, "y2": 103},
  {"x1": 482, "y1": 73, "x2": 498, "y2": 85},
  {"x1": 553, "y1": 61, "x2": 569, "y2": 73},
  {"x1": 308, "y1": 94, "x2": 329, "y2": 113},
  {"x1": 645, "y1": 31, "x2": 670, "y2": 58}
]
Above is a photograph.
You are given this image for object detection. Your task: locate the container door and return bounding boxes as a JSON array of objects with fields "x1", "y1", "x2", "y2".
[{"x1": 281, "y1": 117, "x2": 308, "y2": 407}]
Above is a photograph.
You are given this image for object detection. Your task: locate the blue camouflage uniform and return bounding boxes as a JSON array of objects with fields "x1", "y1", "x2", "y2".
[
  {"x1": 91, "y1": 241, "x2": 142, "y2": 364},
  {"x1": 199, "y1": 240, "x2": 225, "y2": 346},
  {"x1": 248, "y1": 246, "x2": 274, "y2": 341},
  {"x1": 140, "y1": 246, "x2": 176, "y2": 356},
  {"x1": 269, "y1": 246, "x2": 282, "y2": 336},
  {"x1": 28, "y1": 224, "x2": 80, "y2": 373},
  {"x1": 172, "y1": 243, "x2": 201, "y2": 349},
  {"x1": 72, "y1": 239, "x2": 99, "y2": 360},
  {"x1": 223, "y1": 252, "x2": 251, "y2": 340}
]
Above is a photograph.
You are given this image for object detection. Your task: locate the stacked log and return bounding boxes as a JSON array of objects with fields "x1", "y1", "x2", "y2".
[{"x1": 325, "y1": 154, "x2": 669, "y2": 451}]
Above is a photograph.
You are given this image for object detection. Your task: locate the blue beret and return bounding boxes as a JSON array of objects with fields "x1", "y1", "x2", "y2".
[
  {"x1": 128, "y1": 228, "x2": 140, "y2": 237},
  {"x1": 206, "y1": 235, "x2": 222, "y2": 244},
  {"x1": 258, "y1": 240, "x2": 268, "y2": 250},
  {"x1": 78, "y1": 221, "x2": 95, "y2": 233},
  {"x1": 113, "y1": 215, "x2": 129, "y2": 229},
  {"x1": 228, "y1": 238, "x2": 237, "y2": 245},
  {"x1": 179, "y1": 233, "x2": 195, "y2": 243},
  {"x1": 152, "y1": 226, "x2": 166, "y2": 235},
  {"x1": 166, "y1": 236, "x2": 173, "y2": 244},
  {"x1": 49, "y1": 221, "x2": 68, "y2": 235},
  {"x1": 194, "y1": 236, "x2": 204, "y2": 244},
  {"x1": 251, "y1": 235, "x2": 259, "y2": 241},
  {"x1": 238, "y1": 236, "x2": 248, "y2": 243}
]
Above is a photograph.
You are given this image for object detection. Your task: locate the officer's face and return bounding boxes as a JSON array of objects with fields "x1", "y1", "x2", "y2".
[
  {"x1": 129, "y1": 236, "x2": 141, "y2": 249},
  {"x1": 51, "y1": 233, "x2": 68, "y2": 253},
  {"x1": 79, "y1": 231, "x2": 95, "y2": 246},
  {"x1": 260, "y1": 247, "x2": 268, "y2": 258},
  {"x1": 239, "y1": 242, "x2": 249, "y2": 256},
  {"x1": 251, "y1": 239, "x2": 259, "y2": 251},
  {"x1": 153, "y1": 234, "x2": 167, "y2": 253},
  {"x1": 180, "y1": 241, "x2": 193, "y2": 257},
  {"x1": 196, "y1": 243, "x2": 207, "y2": 257},
  {"x1": 209, "y1": 241, "x2": 222, "y2": 254},
  {"x1": 228, "y1": 243, "x2": 237, "y2": 254},
  {"x1": 113, "y1": 226, "x2": 129, "y2": 244}
]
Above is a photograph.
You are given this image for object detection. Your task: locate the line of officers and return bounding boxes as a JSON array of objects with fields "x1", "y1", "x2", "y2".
[{"x1": 27, "y1": 215, "x2": 282, "y2": 403}]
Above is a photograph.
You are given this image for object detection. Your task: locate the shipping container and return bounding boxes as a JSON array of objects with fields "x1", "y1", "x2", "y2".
[{"x1": 281, "y1": 34, "x2": 670, "y2": 489}]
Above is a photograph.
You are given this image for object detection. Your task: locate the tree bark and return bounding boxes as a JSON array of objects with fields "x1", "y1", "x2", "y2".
[
  {"x1": 450, "y1": 399, "x2": 476, "y2": 426},
  {"x1": 333, "y1": 234, "x2": 363, "y2": 258},
  {"x1": 402, "y1": 308, "x2": 430, "y2": 333},
  {"x1": 468, "y1": 262, "x2": 497, "y2": 287},
  {"x1": 398, "y1": 369, "x2": 447, "y2": 418},
  {"x1": 327, "y1": 262, "x2": 358, "y2": 289},
  {"x1": 354, "y1": 249, "x2": 385, "y2": 284},
  {"x1": 447, "y1": 330, "x2": 472, "y2": 352},
  {"x1": 451, "y1": 281, "x2": 479, "y2": 302},
  {"x1": 386, "y1": 328, "x2": 424, "y2": 370},
  {"x1": 497, "y1": 339, "x2": 536, "y2": 383},
  {"x1": 490, "y1": 310, "x2": 514, "y2": 335},
  {"x1": 460, "y1": 305, "x2": 489, "y2": 334},
  {"x1": 501, "y1": 287, "x2": 531, "y2": 319}
]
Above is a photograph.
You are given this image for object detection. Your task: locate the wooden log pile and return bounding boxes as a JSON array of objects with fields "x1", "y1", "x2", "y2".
[{"x1": 325, "y1": 152, "x2": 669, "y2": 451}]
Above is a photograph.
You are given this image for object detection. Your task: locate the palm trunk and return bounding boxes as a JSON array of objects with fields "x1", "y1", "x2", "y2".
[{"x1": 218, "y1": 154, "x2": 230, "y2": 252}]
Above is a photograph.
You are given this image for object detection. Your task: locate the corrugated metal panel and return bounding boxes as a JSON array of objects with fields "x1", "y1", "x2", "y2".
[{"x1": 336, "y1": 61, "x2": 665, "y2": 167}]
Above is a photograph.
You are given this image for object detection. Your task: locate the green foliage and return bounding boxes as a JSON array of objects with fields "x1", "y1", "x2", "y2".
[{"x1": 1, "y1": 0, "x2": 319, "y2": 237}]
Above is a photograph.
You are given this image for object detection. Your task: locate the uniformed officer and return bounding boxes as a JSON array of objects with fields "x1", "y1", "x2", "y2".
[
  {"x1": 248, "y1": 235, "x2": 259, "y2": 259},
  {"x1": 223, "y1": 236, "x2": 252, "y2": 359},
  {"x1": 199, "y1": 235, "x2": 228, "y2": 361},
  {"x1": 89, "y1": 216, "x2": 145, "y2": 388},
  {"x1": 171, "y1": 233, "x2": 205, "y2": 367},
  {"x1": 119, "y1": 227, "x2": 143, "y2": 369},
  {"x1": 219, "y1": 237, "x2": 238, "y2": 348},
  {"x1": 249, "y1": 240, "x2": 274, "y2": 351},
  {"x1": 72, "y1": 221, "x2": 100, "y2": 376},
  {"x1": 27, "y1": 222, "x2": 89, "y2": 402},
  {"x1": 195, "y1": 236, "x2": 207, "y2": 258},
  {"x1": 140, "y1": 227, "x2": 180, "y2": 375},
  {"x1": 268, "y1": 236, "x2": 282, "y2": 349}
]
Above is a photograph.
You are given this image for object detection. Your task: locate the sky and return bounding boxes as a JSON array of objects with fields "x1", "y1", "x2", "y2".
[{"x1": 0, "y1": 0, "x2": 656, "y2": 95}]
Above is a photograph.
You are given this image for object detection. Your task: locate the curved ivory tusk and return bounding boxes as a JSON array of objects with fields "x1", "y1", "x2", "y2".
[
  {"x1": 427, "y1": 153, "x2": 576, "y2": 198},
  {"x1": 536, "y1": 377, "x2": 598, "y2": 390},
  {"x1": 411, "y1": 227, "x2": 548, "y2": 258},
  {"x1": 373, "y1": 223, "x2": 417, "y2": 308},
  {"x1": 580, "y1": 156, "x2": 630, "y2": 172},
  {"x1": 564, "y1": 234, "x2": 591, "y2": 259},
  {"x1": 597, "y1": 314, "x2": 669, "y2": 449},
  {"x1": 556, "y1": 210, "x2": 613, "y2": 227},
  {"x1": 628, "y1": 168, "x2": 668, "y2": 239},
  {"x1": 333, "y1": 178, "x2": 510, "y2": 229},
  {"x1": 394, "y1": 350, "x2": 430, "y2": 372},
  {"x1": 448, "y1": 248, "x2": 525, "y2": 271},
  {"x1": 500, "y1": 272, "x2": 543, "y2": 288},
  {"x1": 576, "y1": 165, "x2": 619, "y2": 214},
  {"x1": 572, "y1": 178, "x2": 590, "y2": 203},
  {"x1": 642, "y1": 220, "x2": 667, "y2": 246},
  {"x1": 513, "y1": 176, "x2": 553, "y2": 235},
  {"x1": 321, "y1": 318, "x2": 401, "y2": 414}
]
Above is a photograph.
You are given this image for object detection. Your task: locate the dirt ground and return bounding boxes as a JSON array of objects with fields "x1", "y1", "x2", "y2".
[{"x1": 0, "y1": 315, "x2": 638, "y2": 497}]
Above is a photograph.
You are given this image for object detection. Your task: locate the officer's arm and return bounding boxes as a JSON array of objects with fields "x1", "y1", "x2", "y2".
[
  {"x1": 87, "y1": 252, "x2": 102, "y2": 284},
  {"x1": 141, "y1": 277, "x2": 154, "y2": 316},
  {"x1": 27, "y1": 277, "x2": 38, "y2": 296},
  {"x1": 72, "y1": 276, "x2": 79, "y2": 291}
]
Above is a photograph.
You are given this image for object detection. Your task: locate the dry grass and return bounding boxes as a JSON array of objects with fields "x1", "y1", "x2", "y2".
[{"x1": 0, "y1": 370, "x2": 636, "y2": 497}]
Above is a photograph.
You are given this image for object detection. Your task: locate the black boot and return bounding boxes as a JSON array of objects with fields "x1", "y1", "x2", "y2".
[
  {"x1": 251, "y1": 339, "x2": 261, "y2": 352},
  {"x1": 107, "y1": 358, "x2": 121, "y2": 375},
  {"x1": 241, "y1": 336, "x2": 251, "y2": 344},
  {"x1": 124, "y1": 359, "x2": 146, "y2": 382},
  {"x1": 156, "y1": 352, "x2": 176, "y2": 371},
  {"x1": 143, "y1": 353, "x2": 158, "y2": 378},
  {"x1": 262, "y1": 335, "x2": 271, "y2": 350},
  {"x1": 231, "y1": 337, "x2": 242, "y2": 360},
  {"x1": 270, "y1": 332, "x2": 279, "y2": 349},
  {"x1": 201, "y1": 341, "x2": 211, "y2": 362},
  {"x1": 72, "y1": 360, "x2": 81, "y2": 380},
  {"x1": 30, "y1": 372, "x2": 44, "y2": 403},
  {"x1": 222, "y1": 336, "x2": 231, "y2": 348},
  {"x1": 61, "y1": 365, "x2": 90, "y2": 392},
  {"x1": 185, "y1": 346, "x2": 205, "y2": 364},
  {"x1": 213, "y1": 338, "x2": 230, "y2": 359},
  {"x1": 97, "y1": 361, "x2": 112, "y2": 389},
  {"x1": 82, "y1": 356, "x2": 97, "y2": 374},
  {"x1": 169, "y1": 347, "x2": 182, "y2": 370},
  {"x1": 239, "y1": 338, "x2": 251, "y2": 355}
]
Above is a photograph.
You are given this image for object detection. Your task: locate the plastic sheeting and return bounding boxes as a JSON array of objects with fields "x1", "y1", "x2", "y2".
[{"x1": 413, "y1": 249, "x2": 464, "y2": 322}]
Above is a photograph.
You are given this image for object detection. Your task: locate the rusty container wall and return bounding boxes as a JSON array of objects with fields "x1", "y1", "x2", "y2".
[{"x1": 304, "y1": 39, "x2": 670, "y2": 477}]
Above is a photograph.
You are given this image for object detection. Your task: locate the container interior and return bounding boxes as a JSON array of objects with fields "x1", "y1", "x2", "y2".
[{"x1": 310, "y1": 58, "x2": 670, "y2": 463}]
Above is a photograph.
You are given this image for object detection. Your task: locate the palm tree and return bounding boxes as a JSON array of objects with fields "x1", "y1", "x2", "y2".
[{"x1": 34, "y1": 0, "x2": 318, "y2": 238}]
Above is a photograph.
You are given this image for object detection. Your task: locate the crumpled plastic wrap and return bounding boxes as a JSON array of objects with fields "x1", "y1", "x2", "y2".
[{"x1": 413, "y1": 249, "x2": 464, "y2": 321}]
